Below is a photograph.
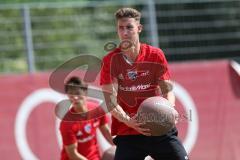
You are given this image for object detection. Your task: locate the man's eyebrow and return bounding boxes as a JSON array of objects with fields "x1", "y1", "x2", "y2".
[
  {"x1": 126, "y1": 24, "x2": 134, "y2": 27},
  {"x1": 118, "y1": 24, "x2": 133, "y2": 27}
]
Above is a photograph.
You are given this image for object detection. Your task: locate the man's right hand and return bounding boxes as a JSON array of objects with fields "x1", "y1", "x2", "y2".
[{"x1": 124, "y1": 116, "x2": 151, "y2": 136}]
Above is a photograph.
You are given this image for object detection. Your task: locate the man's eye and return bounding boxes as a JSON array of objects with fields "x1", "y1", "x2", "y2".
[{"x1": 127, "y1": 26, "x2": 133, "y2": 29}]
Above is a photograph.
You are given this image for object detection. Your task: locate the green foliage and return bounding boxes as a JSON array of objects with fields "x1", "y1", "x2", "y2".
[
  {"x1": 30, "y1": 5, "x2": 118, "y2": 71},
  {"x1": 0, "y1": 0, "x2": 87, "y2": 4},
  {"x1": 0, "y1": 3, "x2": 120, "y2": 73}
]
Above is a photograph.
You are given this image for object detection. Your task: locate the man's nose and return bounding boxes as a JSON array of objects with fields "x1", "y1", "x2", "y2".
[{"x1": 122, "y1": 29, "x2": 128, "y2": 36}]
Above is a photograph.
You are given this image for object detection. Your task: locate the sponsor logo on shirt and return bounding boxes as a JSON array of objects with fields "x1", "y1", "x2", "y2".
[
  {"x1": 118, "y1": 73, "x2": 124, "y2": 80},
  {"x1": 119, "y1": 83, "x2": 151, "y2": 91},
  {"x1": 84, "y1": 123, "x2": 92, "y2": 134},
  {"x1": 126, "y1": 70, "x2": 149, "y2": 81},
  {"x1": 76, "y1": 131, "x2": 83, "y2": 137},
  {"x1": 118, "y1": 70, "x2": 149, "y2": 81},
  {"x1": 93, "y1": 121, "x2": 99, "y2": 127},
  {"x1": 127, "y1": 71, "x2": 138, "y2": 80}
]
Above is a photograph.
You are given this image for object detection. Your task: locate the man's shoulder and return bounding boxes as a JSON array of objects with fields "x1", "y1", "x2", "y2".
[
  {"x1": 141, "y1": 43, "x2": 165, "y2": 57},
  {"x1": 60, "y1": 117, "x2": 76, "y2": 130}
]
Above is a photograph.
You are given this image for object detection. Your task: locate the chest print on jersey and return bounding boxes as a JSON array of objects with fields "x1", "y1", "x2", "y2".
[
  {"x1": 127, "y1": 71, "x2": 137, "y2": 80},
  {"x1": 76, "y1": 130, "x2": 83, "y2": 137},
  {"x1": 125, "y1": 70, "x2": 150, "y2": 81},
  {"x1": 84, "y1": 123, "x2": 92, "y2": 134},
  {"x1": 93, "y1": 121, "x2": 100, "y2": 127},
  {"x1": 118, "y1": 73, "x2": 124, "y2": 80}
]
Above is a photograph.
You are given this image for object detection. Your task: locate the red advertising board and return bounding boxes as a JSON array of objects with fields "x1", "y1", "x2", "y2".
[{"x1": 0, "y1": 60, "x2": 239, "y2": 160}]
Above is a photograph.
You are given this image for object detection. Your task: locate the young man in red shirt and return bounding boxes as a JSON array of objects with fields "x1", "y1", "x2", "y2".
[
  {"x1": 100, "y1": 8, "x2": 188, "y2": 160},
  {"x1": 60, "y1": 76, "x2": 114, "y2": 160}
]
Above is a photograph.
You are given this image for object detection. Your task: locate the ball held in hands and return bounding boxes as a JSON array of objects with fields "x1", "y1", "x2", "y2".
[{"x1": 136, "y1": 96, "x2": 177, "y2": 136}]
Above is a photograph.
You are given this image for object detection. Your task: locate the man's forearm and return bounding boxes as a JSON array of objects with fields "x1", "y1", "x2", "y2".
[
  {"x1": 102, "y1": 84, "x2": 130, "y2": 123},
  {"x1": 100, "y1": 124, "x2": 114, "y2": 145},
  {"x1": 111, "y1": 105, "x2": 130, "y2": 123},
  {"x1": 163, "y1": 91, "x2": 175, "y2": 107},
  {"x1": 69, "y1": 153, "x2": 87, "y2": 160},
  {"x1": 65, "y1": 144, "x2": 87, "y2": 160},
  {"x1": 159, "y1": 80, "x2": 175, "y2": 107}
]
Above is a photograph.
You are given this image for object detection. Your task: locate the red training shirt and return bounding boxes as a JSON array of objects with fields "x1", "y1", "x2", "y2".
[
  {"x1": 60, "y1": 101, "x2": 108, "y2": 160},
  {"x1": 100, "y1": 43, "x2": 170, "y2": 136}
]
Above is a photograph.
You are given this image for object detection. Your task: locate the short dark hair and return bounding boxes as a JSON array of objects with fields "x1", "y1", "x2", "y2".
[
  {"x1": 64, "y1": 76, "x2": 87, "y2": 93},
  {"x1": 115, "y1": 7, "x2": 141, "y2": 22}
]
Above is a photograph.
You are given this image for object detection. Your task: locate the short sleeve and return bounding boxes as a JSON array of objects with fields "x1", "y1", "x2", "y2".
[
  {"x1": 60, "y1": 122, "x2": 77, "y2": 145},
  {"x1": 155, "y1": 49, "x2": 170, "y2": 80},
  {"x1": 100, "y1": 56, "x2": 113, "y2": 85}
]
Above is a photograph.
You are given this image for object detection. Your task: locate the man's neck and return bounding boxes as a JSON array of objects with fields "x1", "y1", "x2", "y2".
[
  {"x1": 73, "y1": 101, "x2": 88, "y2": 113},
  {"x1": 125, "y1": 42, "x2": 141, "y2": 61}
]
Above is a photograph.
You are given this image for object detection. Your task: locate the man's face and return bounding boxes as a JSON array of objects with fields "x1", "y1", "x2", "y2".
[
  {"x1": 67, "y1": 88, "x2": 87, "y2": 105},
  {"x1": 117, "y1": 18, "x2": 142, "y2": 45}
]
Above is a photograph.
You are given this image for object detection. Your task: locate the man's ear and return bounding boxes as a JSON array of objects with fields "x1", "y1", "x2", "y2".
[{"x1": 138, "y1": 24, "x2": 143, "y2": 33}]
